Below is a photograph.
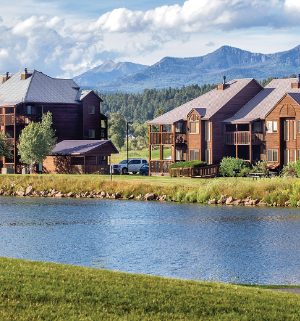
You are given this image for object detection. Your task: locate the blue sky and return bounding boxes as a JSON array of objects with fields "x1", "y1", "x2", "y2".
[{"x1": 1, "y1": 0, "x2": 300, "y2": 77}]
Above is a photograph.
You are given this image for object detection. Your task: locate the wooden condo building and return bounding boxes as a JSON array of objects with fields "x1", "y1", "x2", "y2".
[
  {"x1": 0, "y1": 69, "x2": 117, "y2": 173},
  {"x1": 148, "y1": 76, "x2": 300, "y2": 174}
]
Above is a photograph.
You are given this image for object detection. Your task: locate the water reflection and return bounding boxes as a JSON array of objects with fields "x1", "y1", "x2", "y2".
[{"x1": 0, "y1": 197, "x2": 300, "y2": 284}]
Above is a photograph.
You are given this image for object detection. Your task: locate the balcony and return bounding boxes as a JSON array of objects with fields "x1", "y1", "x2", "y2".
[
  {"x1": 0, "y1": 115, "x2": 15, "y2": 126},
  {"x1": 150, "y1": 132, "x2": 174, "y2": 145},
  {"x1": 150, "y1": 160, "x2": 172, "y2": 174},
  {"x1": 225, "y1": 131, "x2": 264, "y2": 145}
]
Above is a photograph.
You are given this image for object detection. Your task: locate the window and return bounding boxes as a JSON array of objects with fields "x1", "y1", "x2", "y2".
[
  {"x1": 267, "y1": 149, "x2": 278, "y2": 162},
  {"x1": 298, "y1": 121, "x2": 300, "y2": 134},
  {"x1": 176, "y1": 149, "x2": 184, "y2": 161},
  {"x1": 293, "y1": 120, "x2": 297, "y2": 140},
  {"x1": 98, "y1": 156, "x2": 106, "y2": 163},
  {"x1": 88, "y1": 105, "x2": 95, "y2": 114},
  {"x1": 266, "y1": 121, "x2": 278, "y2": 133},
  {"x1": 283, "y1": 120, "x2": 289, "y2": 141},
  {"x1": 189, "y1": 121, "x2": 199, "y2": 134},
  {"x1": 70, "y1": 157, "x2": 84, "y2": 165},
  {"x1": 26, "y1": 105, "x2": 32, "y2": 115},
  {"x1": 294, "y1": 150, "x2": 297, "y2": 162},
  {"x1": 190, "y1": 149, "x2": 199, "y2": 161},
  {"x1": 129, "y1": 160, "x2": 141, "y2": 165},
  {"x1": 205, "y1": 149, "x2": 211, "y2": 164},
  {"x1": 204, "y1": 121, "x2": 211, "y2": 141},
  {"x1": 88, "y1": 129, "x2": 95, "y2": 138},
  {"x1": 142, "y1": 160, "x2": 148, "y2": 164},
  {"x1": 151, "y1": 125, "x2": 159, "y2": 132}
]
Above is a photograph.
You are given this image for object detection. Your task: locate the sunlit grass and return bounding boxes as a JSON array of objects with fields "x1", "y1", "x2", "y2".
[
  {"x1": 1, "y1": 174, "x2": 300, "y2": 205},
  {"x1": 0, "y1": 257, "x2": 300, "y2": 321}
]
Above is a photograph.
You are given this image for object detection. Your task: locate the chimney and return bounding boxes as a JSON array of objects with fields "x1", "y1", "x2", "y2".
[
  {"x1": 0, "y1": 72, "x2": 10, "y2": 84},
  {"x1": 291, "y1": 74, "x2": 300, "y2": 89},
  {"x1": 21, "y1": 68, "x2": 32, "y2": 80},
  {"x1": 217, "y1": 75, "x2": 228, "y2": 90}
]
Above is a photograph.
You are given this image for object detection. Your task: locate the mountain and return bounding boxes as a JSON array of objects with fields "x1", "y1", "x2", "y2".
[
  {"x1": 74, "y1": 45, "x2": 300, "y2": 92},
  {"x1": 74, "y1": 60, "x2": 148, "y2": 87}
]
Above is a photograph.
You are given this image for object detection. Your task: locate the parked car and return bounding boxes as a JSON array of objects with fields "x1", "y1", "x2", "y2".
[
  {"x1": 139, "y1": 163, "x2": 149, "y2": 176},
  {"x1": 112, "y1": 158, "x2": 148, "y2": 174}
]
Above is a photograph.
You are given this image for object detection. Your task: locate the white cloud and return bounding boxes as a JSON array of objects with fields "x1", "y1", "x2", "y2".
[{"x1": 0, "y1": 0, "x2": 300, "y2": 78}]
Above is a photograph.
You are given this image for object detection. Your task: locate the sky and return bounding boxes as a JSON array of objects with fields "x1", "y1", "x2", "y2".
[{"x1": 1, "y1": 0, "x2": 300, "y2": 77}]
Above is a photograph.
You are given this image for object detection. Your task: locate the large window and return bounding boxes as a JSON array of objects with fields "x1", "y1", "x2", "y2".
[
  {"x1": 189, "y1": 121, "x2": 199, "y2": 134},
  {"x1": 283, "y1": 120, "x2": 289, "y2": 141},
  {"x1": 175, "y1": 121, "x2": 186, "y2": 133},
  {"x1": 162, "y1": 124, "x2": 172, "y2": 132},
  {"x1": 190, "y1": 149, "x2": 199, "y2": 161},
  {"x1": 267, "y1": 149, "x2": 278, "y2": 162},
  {"x1": 204, "y1": 121, "x2": 211, "y2": 141},
  {"x1": 176, "y1": 149, "x2": 184, "y2": 161},
  {"x1": 293, "y1": 120, "x2": 296, "y2": 140},
  {"x1": 266, "y1": 121, "x2": 278, "y2": 133}
]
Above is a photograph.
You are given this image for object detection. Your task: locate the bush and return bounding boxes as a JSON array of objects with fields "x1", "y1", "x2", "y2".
[
  {"x1": 169, "y1": 161, "x2": 207, "y2": 169},
  {"x1": 219, "y1": 157, "x2": 250, "y2": 177},
  {"x1": 250, "y1": 161, "x2": 269, "y2": 175},
  {"x1": 281, "y1": 162, "x2": 297, "y2": 177}
]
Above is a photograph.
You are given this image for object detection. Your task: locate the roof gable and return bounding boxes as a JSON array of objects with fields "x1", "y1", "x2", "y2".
[
  {"x1": 148, "y1": 78, "x2": 257, "y2": 125},
  {"x1": 226, "y1": 78, "x2": 300, "y2": 123}
]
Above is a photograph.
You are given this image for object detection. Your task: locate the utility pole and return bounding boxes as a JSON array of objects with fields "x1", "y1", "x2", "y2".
[{"x1": 126, "y1": 121, "x2": 133, "y2": 173}]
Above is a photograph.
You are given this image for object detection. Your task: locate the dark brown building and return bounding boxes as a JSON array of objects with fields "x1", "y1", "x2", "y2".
[
  {"x1": 0, "y1": 69, "x2": 114, "y2": 173},
  {"x1": 148, "y1": 78, "x2": 263, "y2": 174}
]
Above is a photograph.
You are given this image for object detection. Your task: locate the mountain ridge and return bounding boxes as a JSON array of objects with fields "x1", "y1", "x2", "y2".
[{"x1": 74, "y1": 45, "x2": 300, "y2": 92}]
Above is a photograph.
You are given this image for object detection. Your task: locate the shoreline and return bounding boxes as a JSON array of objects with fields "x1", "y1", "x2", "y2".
[{"x1": 0, "y1": 174, "x2": 300, "y2": 208}]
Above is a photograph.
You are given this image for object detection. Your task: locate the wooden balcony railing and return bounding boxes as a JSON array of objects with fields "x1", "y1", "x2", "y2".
[
  {"x1": 150, "y1": 160, "x2": 172, "y2": 174},
  {"x1": 150, "y1": 132, "x2": 187, "y2": 145},
  {"x1": 225, "y1": 131, "x2": 264, "y2": 145}
]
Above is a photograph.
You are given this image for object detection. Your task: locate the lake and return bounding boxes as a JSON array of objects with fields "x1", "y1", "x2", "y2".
[{"x1": 0, "y1": 197, "x2": 300, "y2": 285}]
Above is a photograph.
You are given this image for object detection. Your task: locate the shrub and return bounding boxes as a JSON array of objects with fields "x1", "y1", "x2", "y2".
[
  {"x1": 219, "y1": 157, "x2": 249, "y2": 177},
  {"x1": 251, "y1": 161, "x2": 269, "y2": 175},
  {"x1": 281, "y1": 162, "x2": 297, "y2": 177},
  {"x1": 169, "y1": 161, "x2": 207, "y2": 169}
]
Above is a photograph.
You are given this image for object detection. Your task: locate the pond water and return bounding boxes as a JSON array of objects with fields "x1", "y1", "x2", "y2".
[{"x1": 0, "y1": 197, "x2": 300, "y2": 285}]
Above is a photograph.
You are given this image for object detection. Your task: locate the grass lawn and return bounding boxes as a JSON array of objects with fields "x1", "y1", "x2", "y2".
[{"x1": 0, "y1": 257, "x2": 300, "y2": 321}]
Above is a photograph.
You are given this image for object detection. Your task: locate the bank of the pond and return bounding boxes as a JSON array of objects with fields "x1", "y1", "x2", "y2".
[
  {"x1": 0, "y1": 257, "x2": 300, "y2": 321},
  {"x1": 0, "y1": 174, "x2": 300, "y2": 207}
]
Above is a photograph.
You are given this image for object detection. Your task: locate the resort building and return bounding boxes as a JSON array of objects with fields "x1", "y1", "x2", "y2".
[
  {"x1": 148, "y1": 78, "x2": 262, "y2": 174},
  {"x1": 148, "y1": 76, "x2": 300, "y2": 174},
  {"x1": 0, "y1": 69, "x2": 117, "y2": 173}
]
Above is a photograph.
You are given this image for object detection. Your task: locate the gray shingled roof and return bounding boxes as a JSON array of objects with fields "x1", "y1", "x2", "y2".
[
  {"x1": 148, "y1": 79, "x2": 256, "y2": 125},
  {"x1": 80, "y1": 89, "x2": 103, "y2": 102},
  {"x1": 51, "y1": 140, "x2": 118, "y2": 155},
  {"x1": 225, "y1": 78, "x2": 300, "y2": 123},
  {"x1": 0, "y1": 70, "x2": 81, "y2": 105}
]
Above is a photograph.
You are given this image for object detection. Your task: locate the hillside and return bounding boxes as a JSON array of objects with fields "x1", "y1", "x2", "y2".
[{"x1": 74, "y1": 45, "x2": 300, "y2": 92}]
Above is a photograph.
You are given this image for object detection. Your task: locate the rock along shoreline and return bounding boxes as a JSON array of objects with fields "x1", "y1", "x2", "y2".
[{"x1": 0, "y1": 185, "x2": 296, "y2": 208}]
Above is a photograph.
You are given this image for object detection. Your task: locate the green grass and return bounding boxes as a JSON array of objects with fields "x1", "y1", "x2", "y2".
[
  {"x1": 1, "y1": 257, "x2": 300, "y2": 321},
  {"x1": 2, "y1": 174, "x2": 300, "y2": 206}
]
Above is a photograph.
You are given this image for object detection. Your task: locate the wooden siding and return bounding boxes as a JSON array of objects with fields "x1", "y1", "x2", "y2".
[{"x1": 265, "y1": 95, "x2": 300, "y2": 165}]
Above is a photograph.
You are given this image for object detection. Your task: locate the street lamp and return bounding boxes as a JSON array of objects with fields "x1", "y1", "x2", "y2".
[{"x1": 126, "y1": 121, "x2": 133, "y2": 173}]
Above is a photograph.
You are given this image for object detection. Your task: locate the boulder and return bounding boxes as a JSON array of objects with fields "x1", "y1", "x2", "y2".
[
  {"x1": 25, "y1": 185, "x2": 33, "y2": 196},
  {"x1": 54, "y1": 192, "x2": 64, "y2": 198},
  {"x1": 218, "y1": 195, "x2": 227, "y2": 204},
  {"x1": 128, "y1": 194, "x2": 134, "y2": 200},
  {"x1": 144, "y1": 193, "x2": 156, "y2": 201},
  {"x1": 208, "y1": 198, "x2": 217, "y2": 205},
  {"x1": 225, "y1": 196, "x2": 234, "y2": 205}
]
